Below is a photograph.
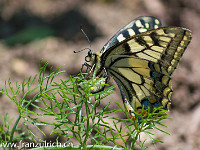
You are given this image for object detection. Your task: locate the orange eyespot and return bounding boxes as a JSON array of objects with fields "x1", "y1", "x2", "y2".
[{"x1": 130, "y1": 108, "x2": 147, "y2": 122}]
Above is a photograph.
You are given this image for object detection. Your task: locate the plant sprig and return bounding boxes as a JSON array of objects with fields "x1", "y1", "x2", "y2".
[{"x1": 0, "y1": 61, "x2": 171, "y2": 150}]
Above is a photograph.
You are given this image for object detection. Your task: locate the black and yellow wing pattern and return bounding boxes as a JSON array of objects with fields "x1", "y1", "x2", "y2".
[{"x1": 86, "y1": 16, "x2": 192, "y2": 118}]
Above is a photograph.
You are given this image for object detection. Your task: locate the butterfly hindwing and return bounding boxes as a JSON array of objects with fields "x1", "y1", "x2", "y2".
[
  {"x1": 105, "y1": 55, "x2": 172, "y2": 111},
  {"x1": 101, "y1": 27, "x2": 191, "y2": 111}
]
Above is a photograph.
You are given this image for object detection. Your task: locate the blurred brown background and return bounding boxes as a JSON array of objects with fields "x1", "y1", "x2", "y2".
[{"x1": 0, "y1": 0, "x2": 199, "y2": 149}]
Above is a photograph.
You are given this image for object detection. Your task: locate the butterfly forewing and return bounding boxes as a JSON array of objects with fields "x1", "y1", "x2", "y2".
[{"x1": 101, "y1": 16, "x2": 162, "y2": 54}]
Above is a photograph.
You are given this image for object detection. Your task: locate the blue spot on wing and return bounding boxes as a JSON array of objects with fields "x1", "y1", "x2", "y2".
[
  {"x1": 150, "y1": 71, "x2": 156, "y2": 77},
  {"x1": 141, "y1": 99, "x2": 149, "y2": 108},
  {"x1": 153, "y1": 102, "x2": 159, "y2": 107},
  {"x1": 148, "y1": 62, "x2": 154, "y2": 69}
]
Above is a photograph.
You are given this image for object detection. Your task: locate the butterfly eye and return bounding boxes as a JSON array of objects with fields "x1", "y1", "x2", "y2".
[
  {"x1": 85, "y1": 50, "x2": 93, "y2": 62},
  {"x1": 88, "y1": 50, "x2": 92, "y2": 57}
]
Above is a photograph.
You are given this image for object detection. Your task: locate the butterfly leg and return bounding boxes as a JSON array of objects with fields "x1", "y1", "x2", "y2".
[{"x1": 81, "y1": 62, "x2": 92, "y2": 73}]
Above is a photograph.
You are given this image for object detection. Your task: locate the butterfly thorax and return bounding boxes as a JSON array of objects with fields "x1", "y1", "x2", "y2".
[{"x1": 86, "y1": 50, "x2": 105, "y2": 78}]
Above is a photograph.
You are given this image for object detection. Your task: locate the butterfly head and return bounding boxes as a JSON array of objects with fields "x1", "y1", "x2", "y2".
[{"x1": 85, "y1": 50, "x2": 102, "y2": 68}]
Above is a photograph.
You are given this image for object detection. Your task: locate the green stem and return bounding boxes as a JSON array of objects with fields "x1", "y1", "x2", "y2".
[
  {"x1": 131, "y1": 126, "x2": 141, "y2": 149},
  {"x1": 9, "y1": 115, "x2": 21, "y2": 150},
  {"x1": 83, "y1": 98, "x2": 90, "y2": 147}
]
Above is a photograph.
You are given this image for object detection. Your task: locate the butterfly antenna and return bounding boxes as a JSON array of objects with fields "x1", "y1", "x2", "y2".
[
  {"x1": 80, "y1": 25, "x2": 92, "y2": 48},
  {"x1": 74, "y1": 47, "x2": 91, "y2": 53},
  {"x1": 74, "y1": 25, "x2": 92, "y2": 53}
]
